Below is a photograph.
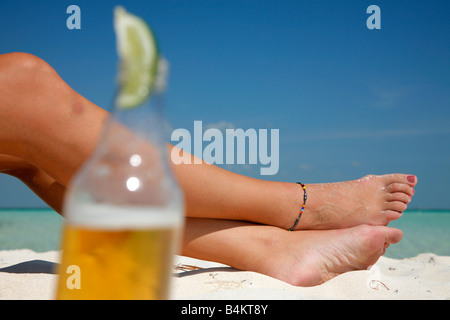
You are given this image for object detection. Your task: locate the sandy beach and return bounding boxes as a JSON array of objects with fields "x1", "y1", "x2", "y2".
[{"x1": 0, "y1": 249, "x2": 449, "y2": 300}]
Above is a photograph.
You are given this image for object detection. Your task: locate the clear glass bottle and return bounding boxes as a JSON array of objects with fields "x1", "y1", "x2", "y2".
[{"x1": 56, "y1": 58, "x2": 184, "y2": 300}]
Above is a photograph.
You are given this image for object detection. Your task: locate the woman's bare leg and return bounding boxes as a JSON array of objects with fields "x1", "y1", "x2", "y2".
[
  {"x1": 0, "y1": 154, "x2": 65, "y2": 212},
  {"x1": 169, "y1": 150, "x2": 418, "y2": 230},
  {"x1": 183, "y1": 218, "x2": 403, "y2": 286},
  {"x1": 0, "y1": 52, "x2": 108, "y2": 186},
  {"x1": 0, "y1": 155, "x2": 404, "y2": 287},
  {"x1": 0, "y1": 52, "x2": 408, "y2": 286},
  {"x1": 0, "y1": 52, "x2": 417, "y2": 230}
]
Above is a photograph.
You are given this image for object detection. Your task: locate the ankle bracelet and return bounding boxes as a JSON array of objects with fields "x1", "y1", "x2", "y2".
[{"x1": 288, "y1": 182, "x2": 307, "y2": 231}]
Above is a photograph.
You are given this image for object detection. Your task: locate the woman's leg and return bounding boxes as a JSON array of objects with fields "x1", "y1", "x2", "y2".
[
  {"x1": 0, "y1": 52, "x2": 417, "y2": 230},
  {"x1": 0, "y1": 154, "x2": 65, "y2": 212},
  {"x1": 0, "y1": 52, "x2": 408, "y2": 287},
  {"x1": 0, "y1": 52, "x2": 108, "y2": 186},
  {"x1": 0, "y1": 155, "x2": 404, "y2": 287},
  {"x1": 182, "y1": 218, "x2": 403, "y2": 286},
  {"x1": 170, "y1": 154, "x2": 417, "y2": 230},
  {"x1": 1, "y1": 156, "x2": 404, "y2": 286}
]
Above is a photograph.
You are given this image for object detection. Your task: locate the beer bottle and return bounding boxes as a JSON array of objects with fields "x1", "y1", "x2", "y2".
[{"x1": 56, "y1": 7, "x2": 184, "y2": 300}]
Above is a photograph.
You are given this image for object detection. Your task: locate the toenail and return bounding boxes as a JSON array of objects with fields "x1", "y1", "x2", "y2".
[{"x1": 407, "y1": 175, "x2": 416, "y2": 183}]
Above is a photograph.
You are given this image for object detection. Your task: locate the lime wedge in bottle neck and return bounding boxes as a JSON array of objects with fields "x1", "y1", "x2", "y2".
[{"x1": 114, "y1": 6, "x2": 159, "y2": 110}]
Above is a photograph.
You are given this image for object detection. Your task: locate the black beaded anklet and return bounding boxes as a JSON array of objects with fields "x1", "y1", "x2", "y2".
[{"x1": 288, "y1": 182, "x2": 307, "y2": 231}]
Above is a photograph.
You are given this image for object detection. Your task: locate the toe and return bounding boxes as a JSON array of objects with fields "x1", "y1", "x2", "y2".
[
  {"x1": 382, "y1": 210, "x2": 403, "y2": 224},
  {"x1": 372, "y1": 225, "x2": 403, "y2": 245},
  {"x1": 387, "y1": 192, "x2": 411, "y2": 204},
  {"x1": 386, "y1": 182, "x2": 414, "y2": 196},
  {"x1": 386, "y1": 201, "x2": 408, "y2": 213},
  {"x1": 406, "y1": 175, "x2": 418, "y2": 186},
  {"x1": 382, "y1": 173, "x2": 418, "y2": 187},
  {"x1": 385, "y1": 226, "x2": 403, "y2": 244}
]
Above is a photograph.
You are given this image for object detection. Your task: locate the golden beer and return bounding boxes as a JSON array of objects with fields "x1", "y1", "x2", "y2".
[
  {"x1": 56, "y1": 205, "x2": 182, "y2": 300},
  {"x1": 56, "y1": 7, "x2": 184, "y2": 300}
]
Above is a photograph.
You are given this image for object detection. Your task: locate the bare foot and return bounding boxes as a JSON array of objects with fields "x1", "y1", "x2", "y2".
[
  {"x1": 258, "y1": 224, "x2": 403, "y2": 287},
  {"x1": 292, "y1": 174, "x2": 417, "y2": 230}
]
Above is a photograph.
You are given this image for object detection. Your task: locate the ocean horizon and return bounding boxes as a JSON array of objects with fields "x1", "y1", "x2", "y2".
[{"x1": 0, "y1": 207, "x2": 449, "y2": 259}]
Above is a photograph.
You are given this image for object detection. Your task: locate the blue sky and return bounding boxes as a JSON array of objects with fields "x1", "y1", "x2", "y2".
[{"x1": 0, "y1": 0, "x2": 449, "y2": 209}]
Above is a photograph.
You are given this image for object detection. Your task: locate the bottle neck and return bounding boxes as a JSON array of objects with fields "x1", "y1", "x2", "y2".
[
  {"x1": 110, "y1": 93, "x2": 167, "y2": 148},
  {"x1": 80, "y1": 93, "x2": 174, "y2": 205},
  {"x1": 63, "y1": 58, "x2": 181, "y2": 210},
  {"x1": 108, "y1": 56, "x2": 170, "y2": 151}
]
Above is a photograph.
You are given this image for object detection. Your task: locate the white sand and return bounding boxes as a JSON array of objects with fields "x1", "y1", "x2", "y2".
[{"x1": 1, "y1": 249, "x2": 449, "y2": 300}]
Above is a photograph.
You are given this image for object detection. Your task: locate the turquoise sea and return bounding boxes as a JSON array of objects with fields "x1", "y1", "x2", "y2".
[{"x1": 0, "y1": 208, "x2": 449, "y2": 259}]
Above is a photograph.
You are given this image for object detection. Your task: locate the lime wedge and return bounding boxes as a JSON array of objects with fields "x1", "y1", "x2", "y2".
[{"x1": 114, "y1": 6, "x2": 159, "y2": 109}]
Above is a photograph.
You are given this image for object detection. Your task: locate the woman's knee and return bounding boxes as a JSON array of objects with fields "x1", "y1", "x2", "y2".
[
  {"x1": 0, "y1": 53, "x2": 71, "y2": 142},
  {"x1": 0, "y1": 52, "x2": 66, "y2": 114},
  {"x1": 0, "y1": 52, "x2": 65, "y2": 104},
  {"x1": 0, "y1": 52, "x2": 53, "y2": 80}
]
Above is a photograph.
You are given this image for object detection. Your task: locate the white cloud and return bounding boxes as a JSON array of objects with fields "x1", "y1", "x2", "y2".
[
  {"x1": 284, "y1": 126, "x2": 450, "y2": 143},
  {"x1": 370, "y1": 87, "x2": 407, "y2": 109},
  {"x1": 299, "y1": 163, "x2": 313, "y2": 171},
  {"x1": 204, "y1": 121, "x2": 235, "y2": 131},
  {"x1": 350, "y1": 161, "x2": 361, "y2": 167}
]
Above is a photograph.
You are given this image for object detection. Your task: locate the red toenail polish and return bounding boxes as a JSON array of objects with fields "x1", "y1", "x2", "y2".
[{"x1": 407, "y1": 175, "x2": 416, "y2": 183}]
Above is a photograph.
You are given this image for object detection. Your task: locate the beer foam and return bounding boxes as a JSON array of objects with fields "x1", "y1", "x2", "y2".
[{"x1": 65, "y1": 203, "x2": 183, "y2": 230}]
